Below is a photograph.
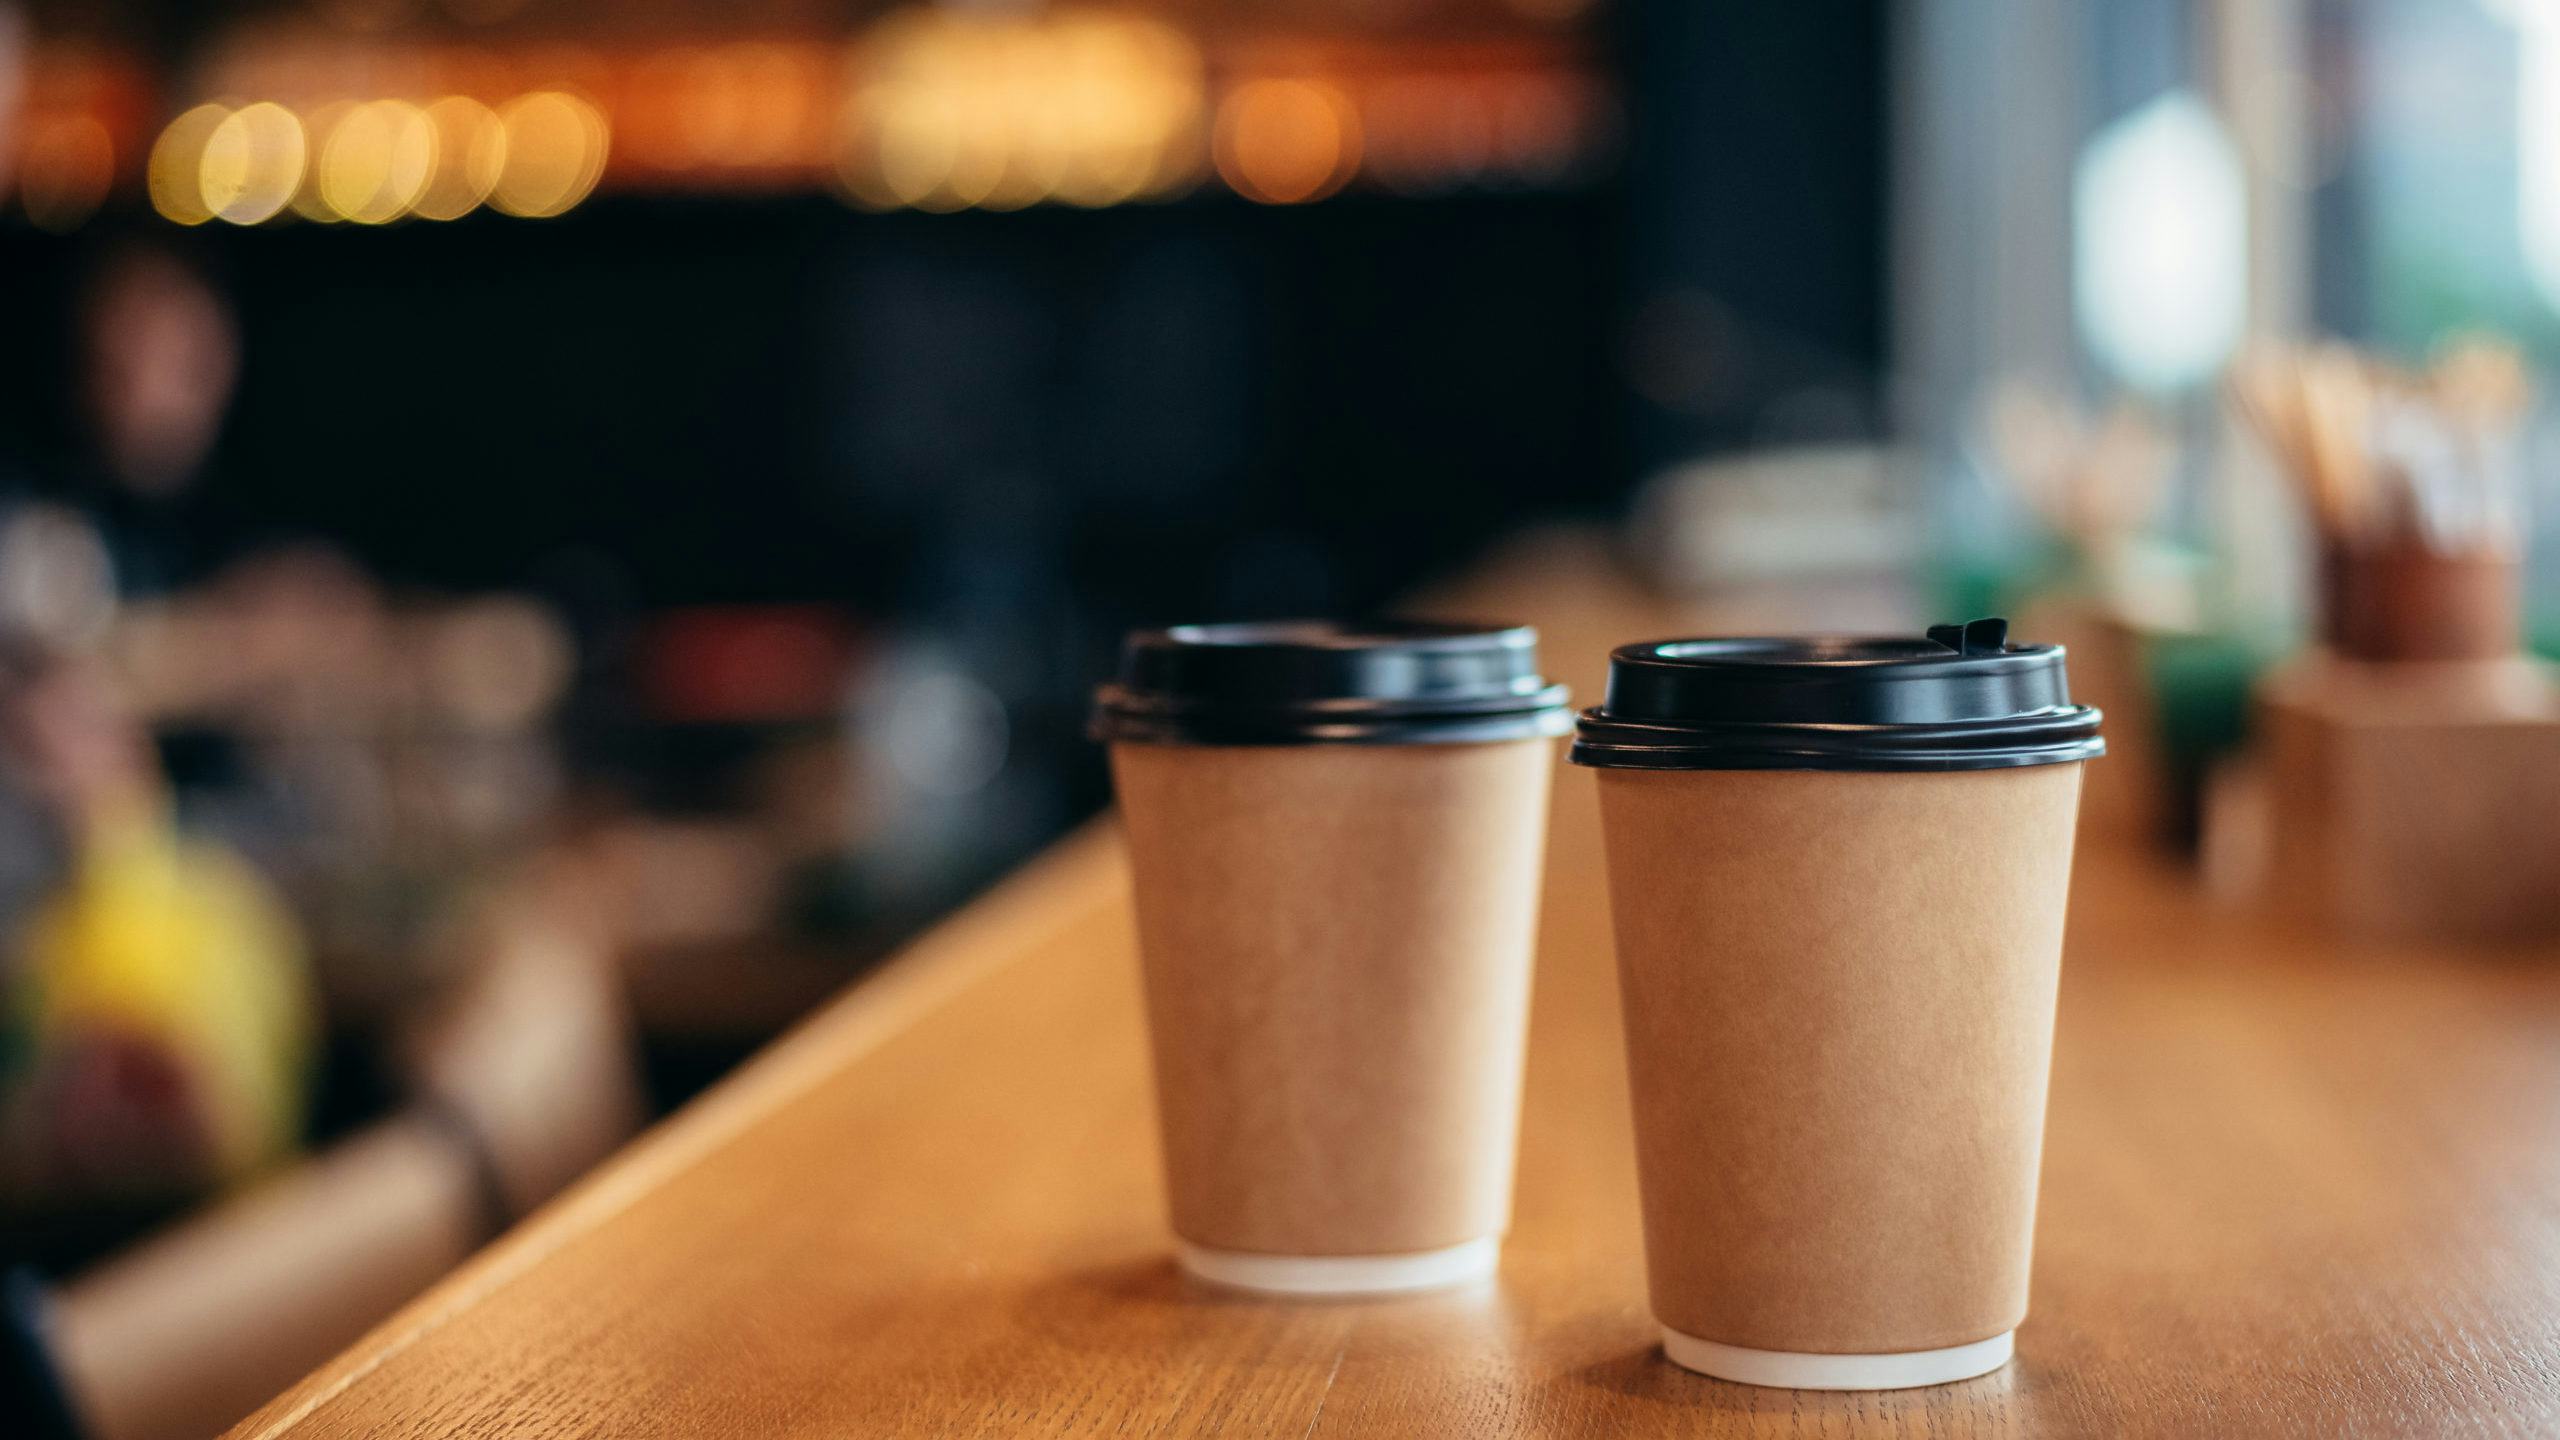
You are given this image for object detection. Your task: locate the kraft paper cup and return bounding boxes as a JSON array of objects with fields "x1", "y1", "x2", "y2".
[
  {"x1": 1574, "y1": 620, "x2": 2101, "y2": 1387},
  {"x1": 1095, "y1": 621, "x2": 1572, "y2": 1296}
]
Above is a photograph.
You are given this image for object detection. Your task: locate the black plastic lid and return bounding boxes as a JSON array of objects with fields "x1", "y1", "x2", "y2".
[
  {"x1": 1092, "y1": 619, "x2": 1573, "y2": 745},
  {"x1": 1570, "y1": 617, "x2": 2104, "y2": 771}
]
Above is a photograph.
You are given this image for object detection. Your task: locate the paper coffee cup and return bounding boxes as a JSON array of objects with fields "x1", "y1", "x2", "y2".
[
  {"x1": 1094, "y1": 621, "x2": 1572, "y2": 1295},
  {"x1": 1573, "y1": 617, "x2": 2101, "y2": 1388}
]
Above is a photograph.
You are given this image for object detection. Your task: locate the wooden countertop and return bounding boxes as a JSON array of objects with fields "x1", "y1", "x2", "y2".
[{"x1": 228, "y1": 541, "x2": 2560, "y2": 1436}]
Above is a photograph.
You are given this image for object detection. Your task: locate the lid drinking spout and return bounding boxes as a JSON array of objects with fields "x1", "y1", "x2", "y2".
[{"x1": 1926, "y1": 618, "x2": 2011, "y2": 656}]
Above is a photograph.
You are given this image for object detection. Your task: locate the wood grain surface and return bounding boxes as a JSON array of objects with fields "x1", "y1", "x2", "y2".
[{"x1": 226, "y1": 538, "x2": 2560, "y2": 1438}]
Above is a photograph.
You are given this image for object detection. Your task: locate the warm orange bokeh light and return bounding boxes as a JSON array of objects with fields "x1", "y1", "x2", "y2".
[
  {"x1": 1213, "y1": 78, "x2": 1360, "y2": 205},
  {"x1": 491, "y1": 90, "x2": 608, "y2": 218},
  {"x1": 287, "y1": 102, "x2": 355, "y2": 222},
  {"x1": 414, "y1": 96, "x2": 508, "y2": 220},
  {"x1": 19, "y1": 113, "x2": 114, "y2": 232},
  {"x1": 202, "y1": 101, "x2": 308, "y2": 225},
  {"x1": 319, "y1": 99, "x2": 436, "y2": 224},
  {"x1": 836, "y1": 8, "x2": 1202, "y2": 213}
]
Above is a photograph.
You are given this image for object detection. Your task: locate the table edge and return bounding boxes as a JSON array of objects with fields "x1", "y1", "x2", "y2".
[{"x1": 223, "y1": 821, "x2": 1128, "y2": 1440}]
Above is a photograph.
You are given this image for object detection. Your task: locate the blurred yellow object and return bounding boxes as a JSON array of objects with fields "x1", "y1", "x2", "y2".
[{"x1": 14, "y1": 807, "x2": 313, "y2": 1193}]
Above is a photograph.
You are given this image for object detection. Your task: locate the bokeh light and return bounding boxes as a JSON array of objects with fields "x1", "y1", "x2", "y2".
[
  {"x1": 18, "y1": 114, "x2": 114, "y2": 233},
  {"x1": 1496, "y1": 76, "x2": 1584, "y2": 186},
  {"x1": 320, "y1": 99, "x2": 437, "y2": 224},
  {"x1": 490, "y1": 91, "x2": 608, "y2": 218},
  {"x1": 836, "y1": 9, "x2": 1202, "y2": 213},
  {"x1": 415, "y1": 96, "x2": 508, "y2": 220},
  {"x1": 201, "y1": 101, "x2": 308, "y2": 225},
  {"x1": 2072, "y1": 90, "x2": 2246, "y2": 393},
  {"x1": 681, "y1": 43, "x2": 811, "y2": 167},
  {"x1": 149, "y1": 103, "x2": 232, "y2": 225},
  {"x1": 875, "y1": 82, "x2": 997, "y2": 212},
  {"x1": 119, "y1": 26, "x2": 1587, "y2": 224},
  {"x1": 2513, "y1": 2, "x2": 2560, "y2": 312},
  {"x1": 289, "y1": 102, "x2": 357, "y2": 222},
  {"x1": 1214, "y1": 78, "x2": 1360, "y2": 205}
]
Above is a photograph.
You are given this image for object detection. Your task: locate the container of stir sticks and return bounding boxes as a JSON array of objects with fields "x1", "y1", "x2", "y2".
[
  {"x1": 2217, "y1": 337, "x2": 2560, "y2": 943},
  {"x1": 2234, "y1": 338, "x2": 2530, "y2": 660}
]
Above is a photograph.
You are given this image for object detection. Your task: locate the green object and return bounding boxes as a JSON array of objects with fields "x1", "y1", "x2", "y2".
[{"x1": 2145, "y1": 628, "x2": 2274, "y2": 768}]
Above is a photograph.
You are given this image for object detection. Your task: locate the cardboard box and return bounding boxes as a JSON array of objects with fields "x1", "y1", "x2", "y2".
[{"x1": 2252, "y1": 655, "x2": 2560, "y2": 943}]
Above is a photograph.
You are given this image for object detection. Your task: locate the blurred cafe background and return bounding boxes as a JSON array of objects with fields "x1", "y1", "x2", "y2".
[{"x1": 0, "y1": 0, "x2": 2556, "y2": 1434}]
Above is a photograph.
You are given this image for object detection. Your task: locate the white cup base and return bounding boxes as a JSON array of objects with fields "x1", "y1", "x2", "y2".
[
  {"x1": 1660, "y1": 1326, "x2": 2015, "y2": 1390},
  {"x1": 1175, "y1": 1238, "x2": 1499, "y2": 1296}
]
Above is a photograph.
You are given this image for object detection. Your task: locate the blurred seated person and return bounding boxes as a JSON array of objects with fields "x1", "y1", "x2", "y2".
[
  {"x1": 64, "y1": 237, "x2": 248, "y2": 600},
  {"x1": 0, "y1": 233, "x2": 338, "y2": 829}
]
